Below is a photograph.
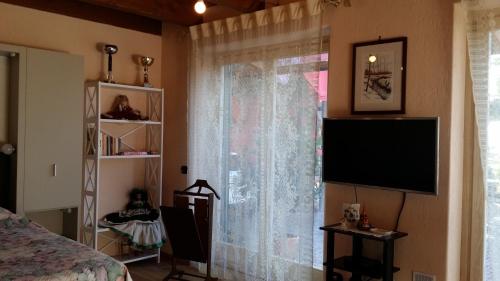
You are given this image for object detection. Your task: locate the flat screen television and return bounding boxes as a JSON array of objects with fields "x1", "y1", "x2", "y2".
[{"x1": 322, "y1": 117, "x2": 439, "y2": 195}]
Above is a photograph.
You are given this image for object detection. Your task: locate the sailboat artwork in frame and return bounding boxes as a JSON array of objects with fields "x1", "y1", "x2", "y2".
[{"x1": 351, "y1": 37, "x2": 407, "y2": 114}]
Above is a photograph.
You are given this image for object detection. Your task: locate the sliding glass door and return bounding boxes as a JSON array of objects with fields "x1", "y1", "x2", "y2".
[
  {"x1": 485, "y1": 30, "x2": 500, "y2": 281},
  {"x1": 215, "y1": 52, "x2": 328, "y2": 279}
]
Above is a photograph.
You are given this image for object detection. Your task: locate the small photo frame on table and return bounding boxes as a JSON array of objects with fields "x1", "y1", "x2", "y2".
[{"x1": 351, "y1": 37, "x2": 407, "y2": 114}]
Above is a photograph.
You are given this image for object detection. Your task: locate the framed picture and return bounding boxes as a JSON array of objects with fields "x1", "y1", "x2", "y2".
[{"x1": 351, "y1": 37, "x2": 407, "y2": 114}]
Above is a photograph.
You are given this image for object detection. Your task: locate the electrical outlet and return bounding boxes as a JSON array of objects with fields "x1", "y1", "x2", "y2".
[
  {"x1": 413, "y1": 272, "x2": 436, "y2": 281},
  {"x1": 181, "y1": 165, "x2": 188, "y2": 174}
]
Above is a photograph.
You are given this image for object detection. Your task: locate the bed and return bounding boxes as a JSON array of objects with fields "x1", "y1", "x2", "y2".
[{"x1": 0, "y1": 207, "x2": 131, "y2": 281}]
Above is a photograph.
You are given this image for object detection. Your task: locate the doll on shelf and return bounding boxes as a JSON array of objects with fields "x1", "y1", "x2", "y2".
[
  {"x1": 101, "y1": 95, "x2": 148, "y2": 120},
  {"x1": 104, "y1": 188, "x2": 159, "y2": 223}
]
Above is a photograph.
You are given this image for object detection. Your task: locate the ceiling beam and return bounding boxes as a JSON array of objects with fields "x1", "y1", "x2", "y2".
[
  {"x1": 206, "y1": 0, "x2": 264, "y2": 13},
  {"x1": 78, "y1": 0, "x2": 203, "y2": 26},
  {"x1": 0, "y1": 0, "x2": 162, "y2": 35}
]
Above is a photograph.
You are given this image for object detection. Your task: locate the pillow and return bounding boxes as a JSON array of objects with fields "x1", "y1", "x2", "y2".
[
  {"x1": 0, "y1": 207, "x2": 12, "y2": 220},
  {"x1": 0, "y1": 207, "x2": 24, "y2": 222}
]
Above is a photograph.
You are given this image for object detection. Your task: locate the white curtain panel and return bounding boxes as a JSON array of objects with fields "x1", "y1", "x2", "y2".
[
  {"x1": 188, "y1": 1, "x2": 325, "y2": 280},
  {"x1": 463, "y1": 0, "x2": 500, "y2": 172},
  {"x1": 463, "y1": 1, "x2": 500, "y2": 280}
]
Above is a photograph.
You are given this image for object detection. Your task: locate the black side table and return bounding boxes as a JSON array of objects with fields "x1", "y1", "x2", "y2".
[{"x1": 320, "y1": 223, "x2": 408, "y2": 281}]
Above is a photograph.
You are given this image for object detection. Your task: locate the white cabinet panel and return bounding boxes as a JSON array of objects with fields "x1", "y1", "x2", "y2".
[{"x1": 24, "y1": 48, "x2": 83, "y2": 212}]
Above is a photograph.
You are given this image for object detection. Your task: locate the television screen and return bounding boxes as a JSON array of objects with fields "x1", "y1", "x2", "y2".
[{"x1": 322, "y1": 118, "x2": 439, "y2": 195}]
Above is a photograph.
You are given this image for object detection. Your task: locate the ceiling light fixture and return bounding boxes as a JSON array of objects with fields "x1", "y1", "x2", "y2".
[{"x1": 194, "y1": 0, "x2": 207, "y2": 14}]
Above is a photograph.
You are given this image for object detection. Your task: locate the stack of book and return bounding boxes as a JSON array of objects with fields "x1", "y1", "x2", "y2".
[
  {"x1": 99, "y1": 132, "x2": 121, "y2": 156},
  {"x1": 121, "y1": 151, "x2": 149, "y2": 156}
]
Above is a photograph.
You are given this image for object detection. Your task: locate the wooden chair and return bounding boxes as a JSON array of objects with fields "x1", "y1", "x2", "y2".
[{"x1": 160, "y1": 179, "x2": 220, "y2": 281}]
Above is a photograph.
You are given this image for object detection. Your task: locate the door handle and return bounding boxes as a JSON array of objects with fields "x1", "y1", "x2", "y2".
[
  {"x1": 0, "y1": 144, "x2": 15, "y2": 155},
  {"x1": 52, "y1": 163, "x2": 57, "y2": 177}
]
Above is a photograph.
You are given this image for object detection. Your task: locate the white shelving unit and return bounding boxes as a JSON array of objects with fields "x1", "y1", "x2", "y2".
[
  {"x1": 81, "y1": 81, "x2": 163, "y2": 264},
  {"x1": 99, "y1": 155, "x2": 161, "y2": 160},
  {"x1": 100, "y1": 119, "x2": 162, "y2": 125}
]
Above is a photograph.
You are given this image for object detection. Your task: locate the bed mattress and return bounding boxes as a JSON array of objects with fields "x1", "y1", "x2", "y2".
[{"x1": 0, "y1": 207, "x2": 131, "y2": 281}]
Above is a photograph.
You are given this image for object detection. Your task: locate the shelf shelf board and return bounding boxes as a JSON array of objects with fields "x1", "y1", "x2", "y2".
[
  {"x1": 113, "y1": 249, "x2": 159, "y2": 264},
  {"x1": 93, "y1": 81, "x2": 163, "y2": 93},
  {"x1": 97, "y1": 227, "x2": 111, "y2": 233},
  {"x1": 328, "y1": 256, "x2": 400, "y2": 279},
  {"x1": 320, "y1": 223, "x2": 407, "y2": 241},
  {"x1": 100, "y1": 119, "x2": 161, "y2": 125},
  {"x1": 100, "y1": 154, "x2": 161, "y2": 159}
]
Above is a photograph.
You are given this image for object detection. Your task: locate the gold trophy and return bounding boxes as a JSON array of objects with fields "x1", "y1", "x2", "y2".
[{"x1": 140, "y1": 56, "x2": 154, "y2": 88}]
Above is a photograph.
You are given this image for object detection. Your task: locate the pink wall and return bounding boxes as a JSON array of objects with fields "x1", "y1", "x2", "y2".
[
  {"x1": 161, "y1": 23, "x2": 190, "y2": 206},
  {"x1": 0, "y1": 3, "x2": 162, "y2": 86},
  {"x1": 324, "y1": 0, "x2": 456, "y2": 280}
]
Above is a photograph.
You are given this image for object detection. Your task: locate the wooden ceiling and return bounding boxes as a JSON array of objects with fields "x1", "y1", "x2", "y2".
[
  {"x1": 0, "y1": 0, "x2": 274, "y2": 34},
  {"x1": 79, "y1": 0, "x2": 202, "y2": 26},
  {"x1": 0, "y1": 0, "x2": 269, "y2": 35},
  {"x1": 80, "y1": 0, "x2": 267, "y2": 25},
  {"x1": 206, "y1": 0, "x2": 267, "y2": 13}
]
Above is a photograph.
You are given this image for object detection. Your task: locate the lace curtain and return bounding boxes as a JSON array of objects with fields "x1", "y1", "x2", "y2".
[
  {"x1": 463, "y1": 1, "x2": 500, "y2": 280},
  {"x1": 188, "y1": 1, "x2": 326, "y2": 280}
]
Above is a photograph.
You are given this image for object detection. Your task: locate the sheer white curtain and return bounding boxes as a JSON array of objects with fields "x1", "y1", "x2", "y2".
[
  {"x1": 188, "y1": 1, "x2": 326, "y2": 280},
  {"x1": 463, "y1": 1, "x2": 500, "y2": 280}
]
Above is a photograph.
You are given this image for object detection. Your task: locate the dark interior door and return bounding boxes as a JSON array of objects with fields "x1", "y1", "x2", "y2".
[{"x1": 0, "y1": 153, "x2": 10, "y2": 209}]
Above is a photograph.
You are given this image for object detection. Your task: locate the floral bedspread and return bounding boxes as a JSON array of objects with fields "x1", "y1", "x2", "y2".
[{"x1": 0, "y1": 207, "x2": 131, "y2": 281}]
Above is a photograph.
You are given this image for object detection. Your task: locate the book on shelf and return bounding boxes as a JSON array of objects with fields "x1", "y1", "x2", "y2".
[
  {"x1": 99, "y1": 132, "x2": 122, "y2": 156},
  {"x1": 101, "y1": 132, "x2": 105, "y2": 155},
  {"x1": 98, "y1": 132, "x2": 157, "y2": 157},
  {"x1": 120, "y1": 151, "x2": 149, "y2": 156},
  {"x1": 99, "y1": 132, "x2": 103, "y2": 155}
]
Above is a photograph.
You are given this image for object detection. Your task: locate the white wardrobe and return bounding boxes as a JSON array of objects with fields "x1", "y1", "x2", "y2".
[{"x1": 0, "y1": 43, "x2": 83, "y2": 237}]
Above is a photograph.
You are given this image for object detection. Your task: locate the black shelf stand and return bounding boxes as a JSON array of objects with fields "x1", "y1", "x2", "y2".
[{"x1": 320, "y1": 223, "x2": 408, "y2": 281}]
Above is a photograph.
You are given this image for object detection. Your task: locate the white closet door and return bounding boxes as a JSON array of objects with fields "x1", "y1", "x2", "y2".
[{"x1": 24, "y1": 48, "x2": 83, "y2": 212}]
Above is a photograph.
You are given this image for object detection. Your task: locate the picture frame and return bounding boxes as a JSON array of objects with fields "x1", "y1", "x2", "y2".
[{"x1": 351, "y1": 37, "x2": 407, "y2": 114}]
